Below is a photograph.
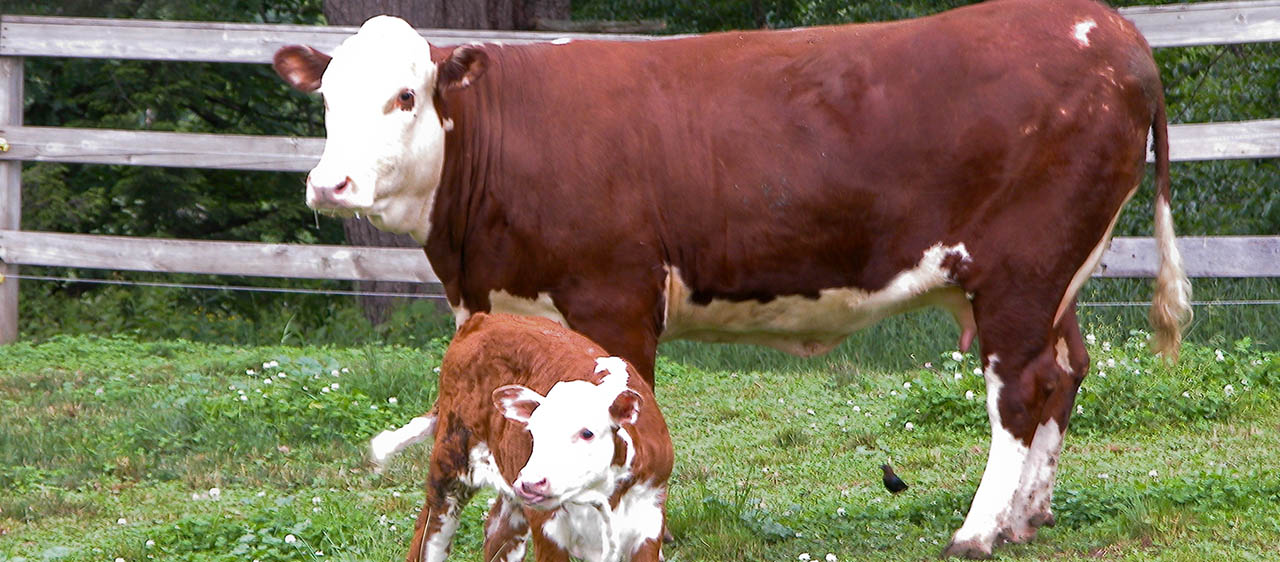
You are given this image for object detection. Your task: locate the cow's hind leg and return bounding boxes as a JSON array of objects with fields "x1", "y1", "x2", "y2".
[{"x1": 943, "y1": 301, "x2": 1089, "y2": 559}]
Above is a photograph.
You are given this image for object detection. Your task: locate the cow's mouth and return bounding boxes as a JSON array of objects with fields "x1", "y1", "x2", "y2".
[{"x1": 513, "y1": 489, "x2": 556, "y2": 510}]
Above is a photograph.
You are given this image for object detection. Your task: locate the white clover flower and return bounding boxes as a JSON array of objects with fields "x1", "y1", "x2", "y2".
[
  {"x1": 389, "y1": 525, "x2": 397, "y2": 532},
  {"x1": 285, "y1": 534, "x2": 297, "y2": 543},
  {"x1": 321, "y1": 387, "x2": 331, "y2": 394},
  {"x1": 972, "y1": 367, "x2": 982, "y2": 376},
  {"x1": 95, "y1": 388, "x2": 105, "y2": 396},
  {"x1": 312, "y1": 507, "x2": 321, "y2": 513},
  {"x1": 331, "y1": 370, "x2": 340, "y2": 376},
  {"x1": 826, "y1": 554, "x2": 838, "y2": 562},
  {"x1": 388, "y1": 397, "x2": 398, "y2": 405},
  {"x1": 799, "y1": 553, "x2": 812, "y2": 561},
  {"x1": 117, "y1": 517, "x2": 128, "y2": 525},
  {"x1": 263, "y1": 361, "x2": 279, "y2": 369},
  {"x1": 1085, "y1": 334, "x2": 1096, "y2": 345},
  {"x1": 807, "y1": 408, "x2": 816, "y2": 415},
  {"x1": 1106, "y1": 358, "x2": 1116, "y2": 368},
  {"x1": 1224, "y1": 384, "x2": 1235, "y2": 396},
  {"x1": 277, "y1": 372, "x2": 287, "y2": 378},
  {"x1": 330, "y1": 383, "x2": 339, "y2": 391},
  {"x1": 1098, "y1": 473, "x2": 1109, "y2": 479},
  {"x1": 239, "y1": 395, "x2": 248, "y2": 402},
  {"x1": 341, "y1": 367, "x2": 350, "y2": 373},
  {"x1": 953, "y1": 372, "x2": 963, "y2": 381},
  {"x1": 852, "y1": 405, "x2": 861, "y2": 412},
  {"x1": 903, "y1": 382, "x2": 911, "y2": 390},
  {"x1": 312, "y1": 496, "x2": 322, "y2": 505},
  {"x1": 1102, "y1": 342, "x2": 1111, "y2": 352},
  {"x1": 778, "y1": 398, "x2": 785, "y2": 404},
  {"x1": 315, "y1": 551, "x2": 324, "y2": 556},
  {"x1": 1098, "y1": 371, "x2": 1107, "y2": 378},
  {"x1": 246, "y1": 369, "x2": 257, "y2": 376},
  {"x1": 836, "y1": 507, "x2": 847, "y2": 516},
  {"x1": 1182, "y1": 391, "x2": 1190, "y2": 398},
  {"x1": 845, "y1": 399, "x2": 854, "y2": 406},
  {"x1": 116, "y1": 558, "x2": 125, "y2": 562},
  {"x1": 392, "y1": 491, "x2": 402, "y2": 498},
  {"x1": 257, "y1": 491, "x2": 266, "y2": 497},
  {"x1": 923, "y1": 362, "x2": 933, "y2": 369},
  {"x1": 965, "y1": 390, "x2": 976, "y2": 401},
  {"x1": 890, "y1": 390, "x2": 898, "y2": 396},
  {"x1": 208, "y1": 487, "x2": 221, "y2": 499},
  {"x1": 904, "y1": 422, "x2": 915, "y2": 431},
  {"x1": 1215, "y1": 349, "x2": 1225, "y2": 362},
  {"x1": 433, "y1": 367, "x2": 441, "y2": 373},
  {"x1": 952, "y1": 351, "x2": 964, "y2": 362},
  {"x1": 1076, "y1": 405, "x2": 1084, "y2": 415},
  {"x1": 1148, "y1": 469, "x2": 1158, "y2": 478}
]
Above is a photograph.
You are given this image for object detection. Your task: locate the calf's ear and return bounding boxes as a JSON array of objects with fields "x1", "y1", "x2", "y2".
[
  {"x1": 609, "y1": 389, "x2": 642, "y2": 426},
  {"x1": 493, "y1": 384, "x2": 543, "y2": 423},
  {"x1": 274, "y1": 45, "x2": 331, "y2": 93},
  {"x1": 436, "y1": 44, "x2": 488, "y2": 92}
]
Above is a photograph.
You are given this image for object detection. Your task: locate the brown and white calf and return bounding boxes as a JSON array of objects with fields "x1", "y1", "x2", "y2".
[
  {"x1": 276, "y1": 0, "x2": 1193, "y2": 556},
  {"x1": 374, "y1": 313, "x2": 673, "y2": 562}
]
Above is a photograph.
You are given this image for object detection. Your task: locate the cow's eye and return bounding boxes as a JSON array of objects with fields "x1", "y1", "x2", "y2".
[
  {"x1": 579, "y1": 429, "x2": 594, "y2": 440},
  {"x1": 396, "y1": 89, "x2": 415, "y2": 110}
]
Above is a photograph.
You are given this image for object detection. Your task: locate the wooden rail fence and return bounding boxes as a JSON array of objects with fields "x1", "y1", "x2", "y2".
[{"x1": 2, "y1": 1, "x2": 1280, "y2": 342}]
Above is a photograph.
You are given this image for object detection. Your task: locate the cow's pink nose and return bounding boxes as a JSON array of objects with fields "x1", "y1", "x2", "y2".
[
  {"x1": 308, "y1": 175, "x2": 351, "y2": 200},
  {"x1": 521, "y1": 478, "x2": 549, "y2": 497}
]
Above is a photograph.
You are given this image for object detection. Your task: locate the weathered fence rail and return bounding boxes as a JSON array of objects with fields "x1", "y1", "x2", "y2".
[{"x1": 1, "y1": 1, "x2": 1279, "y2": 342}]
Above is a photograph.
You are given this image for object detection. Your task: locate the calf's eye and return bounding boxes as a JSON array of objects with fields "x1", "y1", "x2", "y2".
[{"x1": 579, "y1": 429, "x2": 594, "y2": 440}]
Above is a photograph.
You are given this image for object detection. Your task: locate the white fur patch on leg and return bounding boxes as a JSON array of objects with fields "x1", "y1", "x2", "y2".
[
  {"x1": 369, "y1": 414, "x2": 436, "y2": 472},
  {"x1": 423, "y1": 496, "x2": 462, "y2": 562},
  {"x1": 949, "y1": 357, "x2": 1030, "y2": 555}
]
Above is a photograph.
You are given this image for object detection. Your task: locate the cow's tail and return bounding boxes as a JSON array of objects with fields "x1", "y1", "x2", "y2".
[
  {"x1": 369, "y1": 409, "x2": 437, "y2": 473},
  {"x1": 1147, "y1": 101, "x2": 1192, "y2": 360}
]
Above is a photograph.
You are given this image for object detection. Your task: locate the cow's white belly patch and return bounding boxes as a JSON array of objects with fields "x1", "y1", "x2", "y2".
[
  {"x1": 487, "y1": 290, "x2": 569, "y2": 328},
  {"x1": 661, "y1": 243, "x2": 973, "y2": 356}
]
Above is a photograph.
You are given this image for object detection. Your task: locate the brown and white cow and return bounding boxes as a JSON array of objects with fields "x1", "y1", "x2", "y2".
[
  {"x1": 375, "y1": 313, "x2": 673, "y2": 562},
  {"x1": 275, "y1": 0, "x2": 1192, "y2": 557}
]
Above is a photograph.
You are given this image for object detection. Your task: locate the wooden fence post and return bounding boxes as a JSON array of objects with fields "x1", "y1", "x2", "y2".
[{"x1": 0, "y1": 56, "x2": 23, "y2": 344}]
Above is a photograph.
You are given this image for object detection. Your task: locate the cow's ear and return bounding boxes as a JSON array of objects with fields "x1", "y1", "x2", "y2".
[
  {"x1": 609, "y1": 389, "x2": 642, "y2": 426},
  {"x1": 493, "y1": 384, "x2": 542, "y2": 423},
  {"x1": 436, "y1": 44, "x2": 488, "y2": 92},
  {"x1": 274, "y1": 45, "x2": 331, "y2": 93}
]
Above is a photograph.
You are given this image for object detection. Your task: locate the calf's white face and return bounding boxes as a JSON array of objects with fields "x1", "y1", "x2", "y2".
[
  {"x1": 492, "y1": 362, "x2": 641, "y2": 510},
  {"x1": 272, "y1": 16, "x2": 487, "y2": 243}
]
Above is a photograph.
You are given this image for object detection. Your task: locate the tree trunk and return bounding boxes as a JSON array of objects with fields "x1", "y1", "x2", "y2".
[{"x1": 322, "y1": 0, "x2": 569, "y2": 325}]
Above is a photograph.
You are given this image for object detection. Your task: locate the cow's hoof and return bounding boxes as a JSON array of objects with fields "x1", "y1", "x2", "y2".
[
  {"x1": 1030, "y1": 512, "x2": 1056, "y2": 528},
  {"x1": 941, "y1": 539, "x2": 993, "y2": 560},
  {"x1": 999, "y1": 526, "x2": 1037, "y2": 545}
]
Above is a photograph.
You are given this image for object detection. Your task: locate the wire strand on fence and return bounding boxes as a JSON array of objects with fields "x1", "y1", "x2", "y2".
[{"x1": 6, "y1": 272, "x2": 1279, "y2": 307}]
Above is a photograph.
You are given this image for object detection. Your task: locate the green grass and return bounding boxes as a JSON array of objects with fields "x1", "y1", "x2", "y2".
[{"x1": 1, "y1": 312, "x2": 1278, "y2": 561}]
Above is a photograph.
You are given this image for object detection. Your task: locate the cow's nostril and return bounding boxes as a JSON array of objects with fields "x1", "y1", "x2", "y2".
[{"x1": 333, "y1": 176, "x2": 350, "y2": 193}]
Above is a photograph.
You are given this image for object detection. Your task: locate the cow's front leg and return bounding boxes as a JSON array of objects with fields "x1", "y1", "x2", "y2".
[
  {"x1": 555, "y1": 287, "x2": 662, "y2": 385},
  {"x1": 482, "y1": 495, "x2": 530, "y2": 562}
]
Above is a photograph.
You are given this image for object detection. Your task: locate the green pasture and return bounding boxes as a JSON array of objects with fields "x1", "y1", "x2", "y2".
[{"x1": 2, "y1": 305, "x2": 1277, "y2": 561}]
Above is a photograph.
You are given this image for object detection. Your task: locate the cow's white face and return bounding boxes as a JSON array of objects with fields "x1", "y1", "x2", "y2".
[
  {"x1": 492, "y1": 359, "x2": 641, "y2": 510},
  {"x1": 273, "y1": 16, "x2": 487, "y2": 243}
]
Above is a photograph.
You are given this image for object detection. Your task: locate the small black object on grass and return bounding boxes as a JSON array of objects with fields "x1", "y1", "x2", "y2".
[{"x1": 881, "y1": 463, "x2": 908, "y2": 494}]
